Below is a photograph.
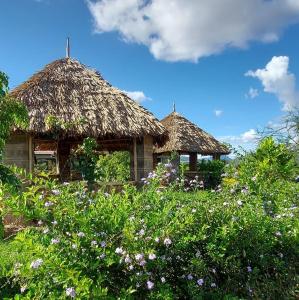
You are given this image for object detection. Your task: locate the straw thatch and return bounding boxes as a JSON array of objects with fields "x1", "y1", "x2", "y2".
[
  {"x1": 154, "y1": 112, "x2": 230, "y2": 155},
  {"x1": 11, "y1": 58, "x2": 165, "y2": 139}
]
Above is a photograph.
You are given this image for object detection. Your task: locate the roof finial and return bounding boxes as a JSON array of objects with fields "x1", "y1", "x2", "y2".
[
  {"x1": 66, "y1": 37, "x2": 70, "y2": 58},
  {"x1": 173, "y1": 101, "x2": 176, "y2": 112}
]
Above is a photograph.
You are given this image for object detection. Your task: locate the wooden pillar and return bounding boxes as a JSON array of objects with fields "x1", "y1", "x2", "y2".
[
  {"x1": 212, "y1": 153, "x2": 221, "y2": 160},
  {"x1": 133, "y1": 136, "x2": 153, "y2": 181},
  {"x1": 57, "y1": 140, "x2": 71, "y2": 181},
  {"x1": 189, "y1": 152, "x2": 197, "y2": 171}
]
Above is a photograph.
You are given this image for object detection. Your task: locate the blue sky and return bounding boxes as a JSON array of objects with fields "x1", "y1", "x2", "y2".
[{"x1": 1, "y1": 0, "x2": 299, "y2": 152}]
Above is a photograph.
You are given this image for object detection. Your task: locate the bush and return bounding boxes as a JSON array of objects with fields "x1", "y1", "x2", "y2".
[
  {"x1": 0, "y1": 173, "x2": 298, "y2": 299},
  {"x1": 197, "y1": 160, "x2": 226, "y2": 188}
]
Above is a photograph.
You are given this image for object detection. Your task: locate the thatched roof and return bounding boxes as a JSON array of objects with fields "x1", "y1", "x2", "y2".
[
  {"x1": 154, "y1": 112, "x2": 230, "y2": 155},
  {"x1": 11, "y1": 58, "x2": 165, "y2": 139}
]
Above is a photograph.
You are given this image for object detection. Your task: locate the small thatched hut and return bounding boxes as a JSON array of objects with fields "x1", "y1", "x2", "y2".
[
  {"x1": 154, "y1": 111, "x2": 230, "y2": 171},
  {"x1": 3, "y1": 57, "x2": 165, "y2": 181}
]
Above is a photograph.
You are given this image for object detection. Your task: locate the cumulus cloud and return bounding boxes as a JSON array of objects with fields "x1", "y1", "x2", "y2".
[
  {"x1": 245, "y1": 87, "x2": 259, "y2": 99},
  {"x1": 214, "y1": 110, "x2": 223, "y2": 117},
  {"x1": 123, "y1": 90, "x2": 151, "y2": 103},
  {"x1": 218, "y1": 129, "x2": 258, "y2": 150},
  {"x1": 246, "y1": 56, "x2": 299, "y2": 111},
  {"x1": 87, "y1": 0, "x2": 299, "y2": 62}
]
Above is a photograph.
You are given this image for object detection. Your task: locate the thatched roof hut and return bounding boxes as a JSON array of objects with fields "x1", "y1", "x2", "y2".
[
  {"x1": 154, "y1": 111, "x2": 230, "y2": 171},
  {"x1": 6, "y1": 57, "x2": 166, "y2": 181},
  {"x1": 11, "y1": 58, "x2": 165, "y2": 139}
]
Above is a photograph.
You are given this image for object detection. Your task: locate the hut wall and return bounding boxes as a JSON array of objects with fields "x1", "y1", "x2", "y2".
[
  {"x1": 143, "y1": 135, "x2": 153, "y2": 177},
  {"x1": 133, "y1": 136, "x2": 153, "y2": 181},
  {"x1": 2, "y1": 134, "x2": 33, "y2": 173}
]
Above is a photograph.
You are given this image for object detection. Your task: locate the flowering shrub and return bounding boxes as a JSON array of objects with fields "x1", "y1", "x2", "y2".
[{"x1": 0, "y1": 171, "x2": 298, "y2": 299}]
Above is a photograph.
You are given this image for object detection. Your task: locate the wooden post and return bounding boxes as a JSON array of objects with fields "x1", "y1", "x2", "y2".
[
  {"x1": 189, "y1": 152, "x2": 197, "y2": 171},
  {"x1": 57, "y1": 140, "x2": 71, "y2": 181},
  {"x1": 28, "y1": 136, "x2": 34, "y2": 173},
  {"x1": 212, "y1": 153, "x2": 220, "y2": 160}
]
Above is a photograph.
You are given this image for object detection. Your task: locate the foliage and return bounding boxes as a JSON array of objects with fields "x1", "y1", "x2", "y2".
[
  {"x1": 95, "y1": 151, "x2": 130, "y2": 183},
  {"x1": 0, "y1": 160, "x2": 298, "y2": 299},
  {"x1": 197, "y1": 159, "x2": 226, "y2": 189},
  {"x1": 223, "y1": 137, "x2": 298, "y2": 194},
  {"x1": 72, "y1": 138, "x2": 131, "y2": 185},
  {"x1": 0, "y1": 71, "x2": 28, "y2": 187}
]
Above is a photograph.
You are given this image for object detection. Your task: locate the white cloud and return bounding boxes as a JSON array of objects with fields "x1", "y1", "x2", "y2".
[
  {"x1": 214, "y1": 110, "x2": 223, "y2": 117},
  {"x1": 87, "y1": 0, "x2": 299, "y2": 62},
  {"x1": 246, "y1": 56, "x2": 299, "y2": 111},
  {"x1": 218, "y1": 129, "x2": 258, "y2": 151},
  {"x1": 245, "y1": 87, "x2": 259, "y2": 99},
  {"x1": 123, "y1": 90, "x2": 151, "y2": 103}
]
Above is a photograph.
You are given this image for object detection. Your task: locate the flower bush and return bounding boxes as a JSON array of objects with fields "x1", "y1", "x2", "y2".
[{"x1": 0, "y1": 168, "x2": 298, "y2": 299}]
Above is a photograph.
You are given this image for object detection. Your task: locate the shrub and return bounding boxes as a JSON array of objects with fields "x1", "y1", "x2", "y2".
[
  {"x1": 0, "y1": 173, "x2": 298, "y2": 299},
  {"x1": 197, "y1": 159, "x2": 226, "y2": 188}
]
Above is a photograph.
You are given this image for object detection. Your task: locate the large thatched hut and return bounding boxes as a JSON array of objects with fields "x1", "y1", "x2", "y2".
[
  {"x1": 154, "y1": 111, "x2": 230, "y2": 171},
  {"x1": 3, "y1": 57, "x2": 165, "y2": 181}
]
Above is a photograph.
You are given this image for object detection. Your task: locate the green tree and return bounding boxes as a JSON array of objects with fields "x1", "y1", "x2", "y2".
[{"x1": 0, "y1": 71, "x2": 28, "y2": 185}]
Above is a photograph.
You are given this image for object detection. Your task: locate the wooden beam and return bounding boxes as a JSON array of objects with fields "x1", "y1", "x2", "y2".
[
  {"x1": 189, "y1": 152, "x2": 198, "y2": 171},
  {"x1": 28, "y1": 135, "x2": 33, "y2": 173}
]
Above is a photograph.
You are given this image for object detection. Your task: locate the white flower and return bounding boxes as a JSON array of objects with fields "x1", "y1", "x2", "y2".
[
  {"x1": 161, "y1": 277, "x2": 166, "y2": 283},
  {"x1": 128, "y1": 264, "x2": 134, "y2": 270},
  {"x1": 154, "y1": 237, "x2": 160, "y2": 243},
  {"x1": 77, "y1": 232, "x2": 85, "y2": 237},
  {"x1": 163, "y1": 238, "x2": 172, "y2": 246},
  {"x1": 237, "y1": 200, "x2": 243, "y2": 206},
  {"x1": 51, "y1": 238, "x2": 60, "y2": 244},
  {"x1": 148, "y1": 253, "x2": 156, "y2": 260},
  {"x1": 192, "y1": 209, "x2": 196, "y2": 213},
  {"x1": 223, "y1": 202, "x2": 228, "y2": 206},
  {"x1": 147, "y1": 280, "x2": 154, "y2": 290},
  {"x1": 37, "y1": 220, "x2": 43, "y2": 226},
  {"x1": 139, "y1": 229, "x2": 145, "y2": 236},
  {"x1": 43, "y1": 228, "x2": 49, "y2": 234},
  {"x1": 197, "y1": 278, "x2": 204, "y2": 286},
  {"x1": 51, "y1": 220, "x2": 58, "y2": 226},
  {"x1": 99, "y1": 253, "x2": 106, "y2": 259},
  {"x1": 275, "y1": 231, "x2": 282, "y2": 237},
  {"x1": 20, "y1": 286, "x2": 27, "y2": 293},
  {"x1": 65, "y1": 287, "x2": 76, "y2": 298},
  {"x1": 100, "y1": 241, "x2": 106, "y2": 248},
  {"x1": 115, "y1": 247, "x2": 124, "y2": 255},
  {"x1": 211, "y1": 283, "x2": 216, "y2": 288},
  {"x1": 72, "y1": 244, "x2": 77, "y2": 249},
  {"x1": 30, "y1": 258, "x2": 43, "y2": 269}
]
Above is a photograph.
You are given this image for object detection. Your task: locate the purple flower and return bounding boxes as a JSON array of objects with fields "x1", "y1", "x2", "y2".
[
  {"x1": 139, "y1": 229, "x2": 145, "y2": 236},
  {"x1": 30, "y1": 258, "x2": 43, "y2": 269},
  {"x1": 247, "y1": 266, "x2": 252, "y2": 272},
  {"x1": 45, "y1": 201, "x2": 54, "y2": 207},
  {"x1": 91, "y1": 240, "x2": 97, "y2": 246},
  {"x1": 125, "y1": 256, "x2": 132, "y2": 264},
  {"x1": 51, "y1": 189, "x2": 60, "y2": 195},
  {"x1": 187, "y1": 274, "x2": 193, "y2": 280},
  {"x1": 163, "y1": 238, "x2": 172, "y2": 246},
  {"x1": 148, "y1": 253, "x2": 156, "y2": 260},
  {"x1": 147, "y1": 280, "x2": 154, "y2": 290},
  {"x1": 139, "y1": 260, "x2": 146, "y2": 266},
  {"x1": 65, "y1": 287, "x2": 76, "y2": 298},
  {"x1": 135, "y1": 253, "x2": 144, "y2": 261},
  {"x1": 100, "y1": 241, "x2": 106, "y2": 248},
  {"x1": 51, "y1": 238, "x2": 60, "y2": 244},
  {"x1": 115, "y1": 247, "x2": 124, "y2": 255},
  {"x1": 197, "y1": 278, "x2": 204, "y2": 286}
]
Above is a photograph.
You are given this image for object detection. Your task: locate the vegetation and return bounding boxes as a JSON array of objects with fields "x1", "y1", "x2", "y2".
[
  {"x1": 0, "y1": 72, "x2": 28, "y2": 186},
  {"x1": 0, "y1": 137, "x2": 298, "y2": 299}
]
